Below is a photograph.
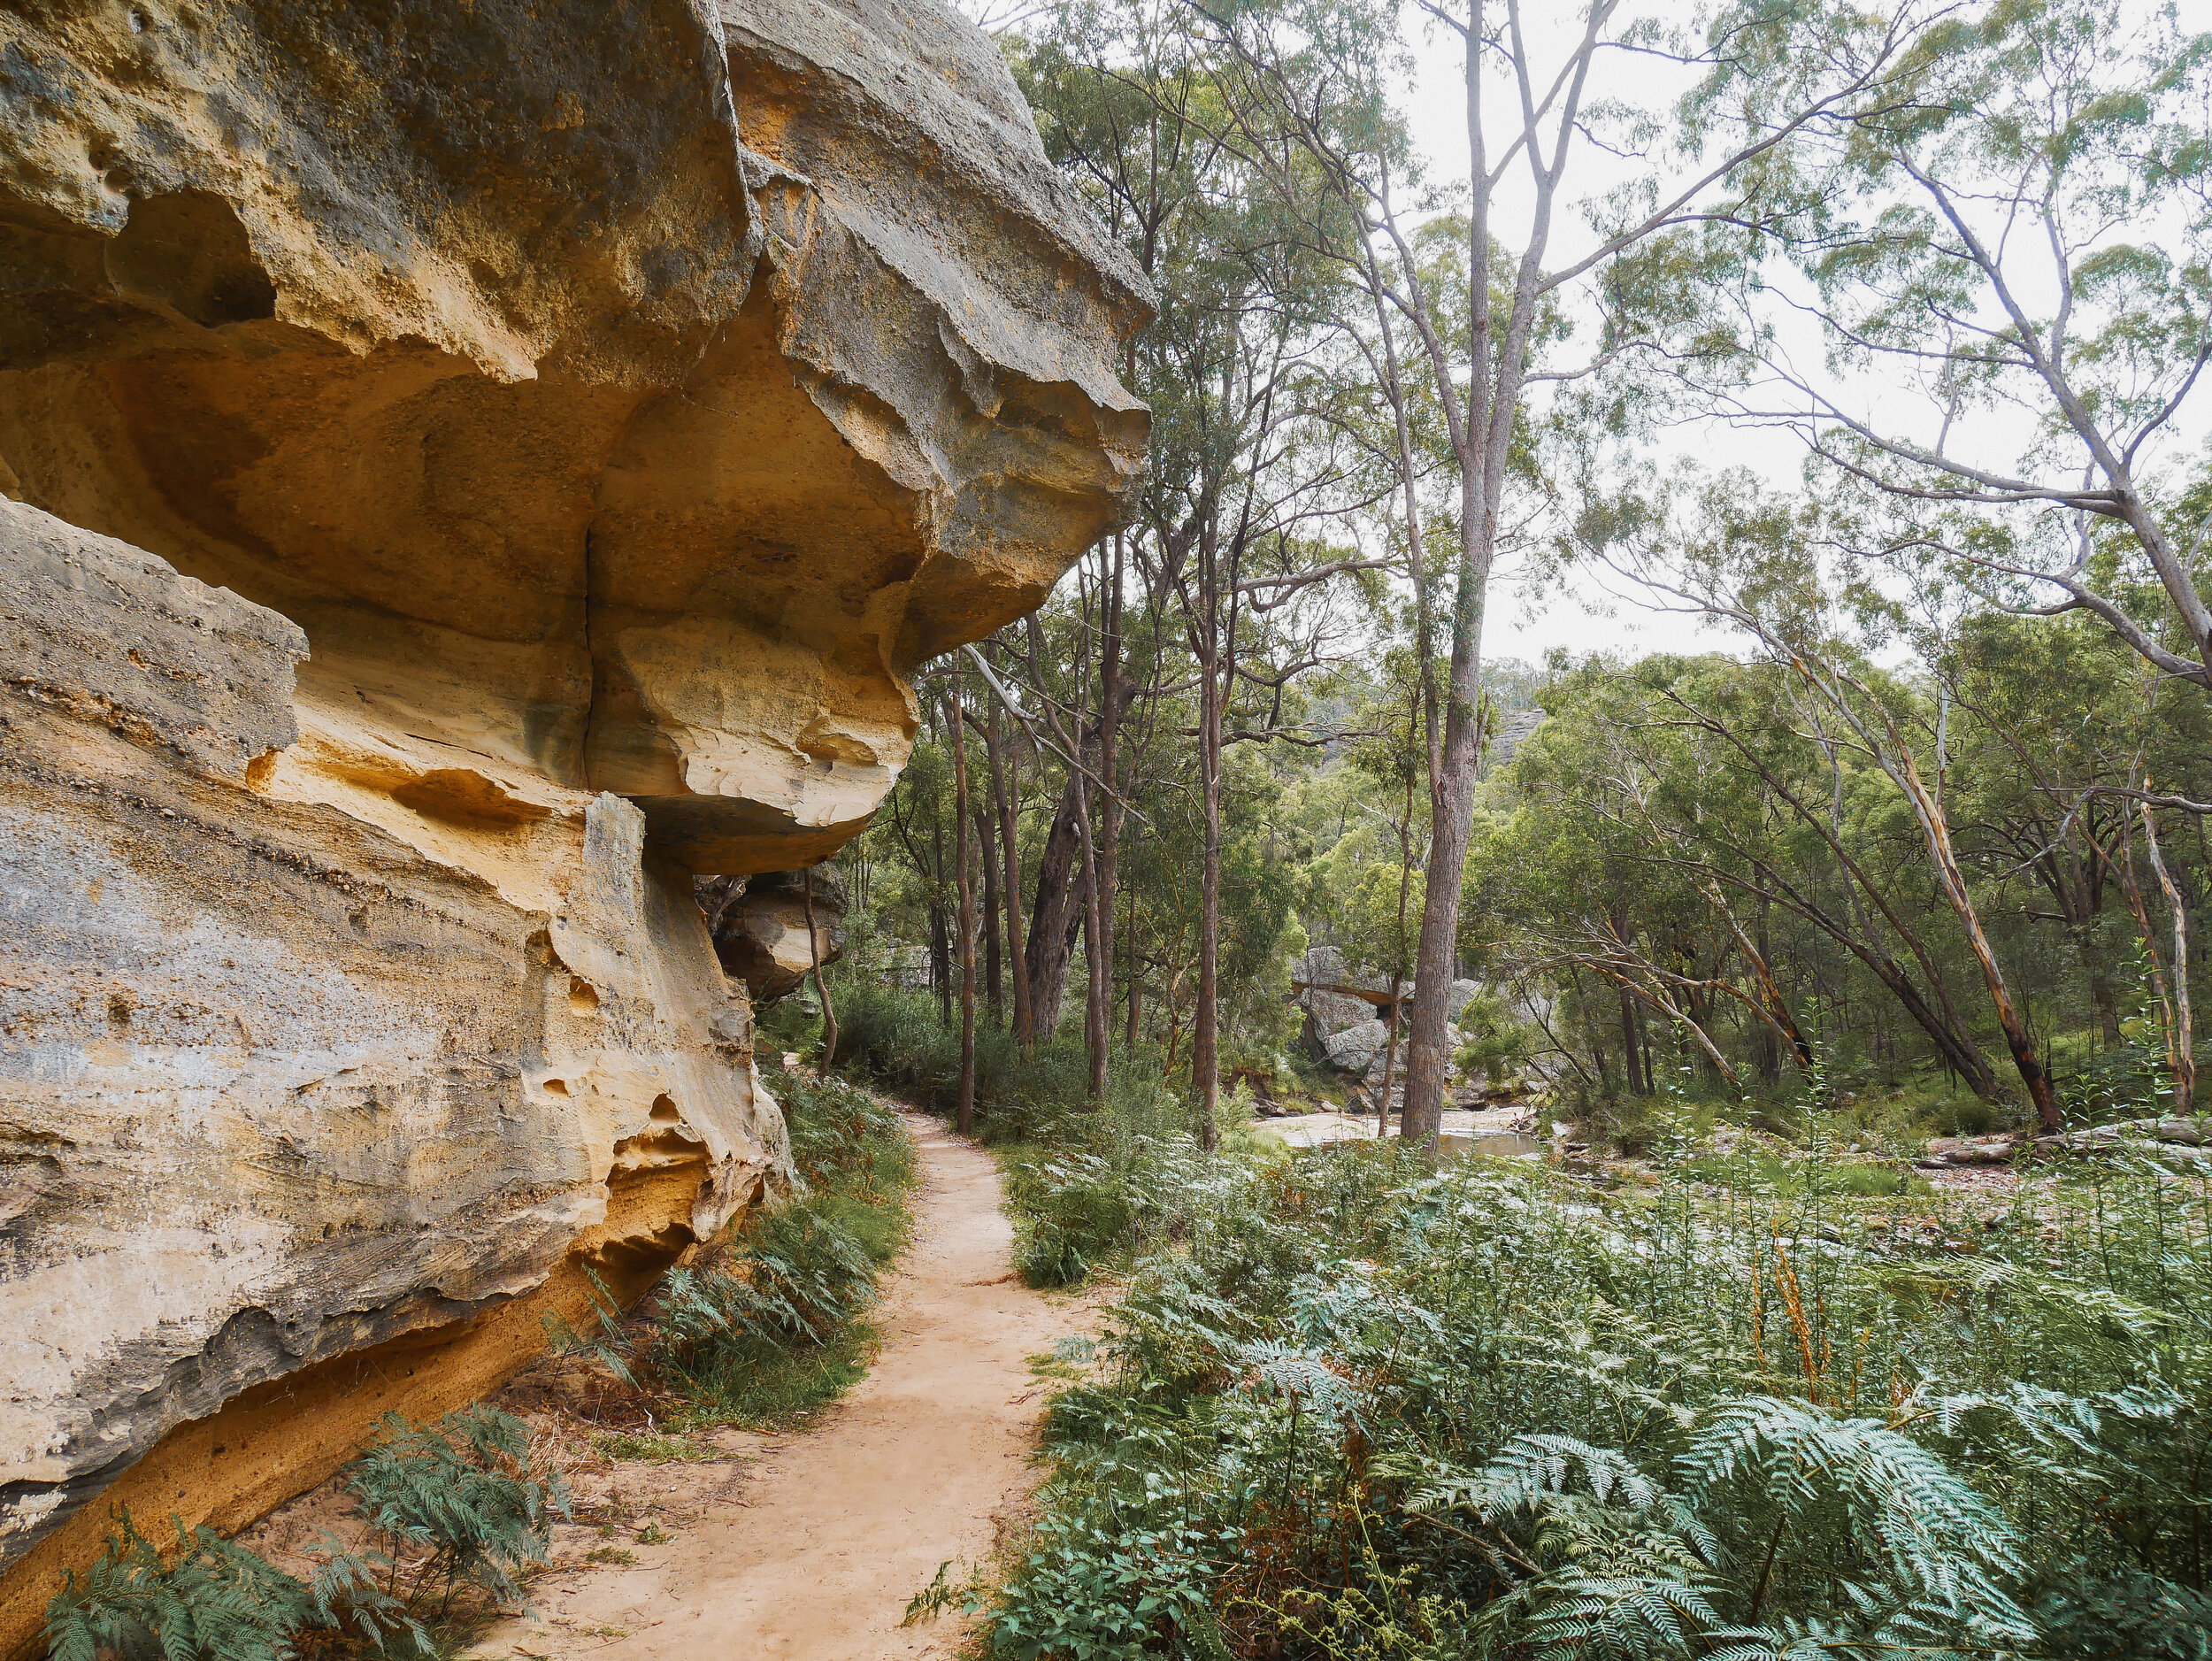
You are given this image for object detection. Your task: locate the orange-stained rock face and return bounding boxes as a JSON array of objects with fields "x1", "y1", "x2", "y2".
[
  {"x1": 0, "y1": 0, "x2": 1147, "y2": 1644},
  {"x1": 0, "y1": 0, "x2": 1148, "y2": 870}
]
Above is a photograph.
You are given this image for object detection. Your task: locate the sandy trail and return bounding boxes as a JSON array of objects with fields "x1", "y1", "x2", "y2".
[{"x1": 472, "y1": 1112, "x2": 1080, "y2": 1661}]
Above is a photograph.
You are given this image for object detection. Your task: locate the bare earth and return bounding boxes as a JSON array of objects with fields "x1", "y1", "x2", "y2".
[{"x1": 470, "y1": 1111, "x2": 1085, "y2": 1660}]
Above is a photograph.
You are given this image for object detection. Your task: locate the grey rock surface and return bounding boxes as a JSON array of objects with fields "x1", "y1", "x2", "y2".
[
  {"x1": 1302, "y1": 988, "x2": 1375, "y2": 1039},
  {"x1": 1323, "y1": 1019, "x2": 1391, "y2": 1075}
]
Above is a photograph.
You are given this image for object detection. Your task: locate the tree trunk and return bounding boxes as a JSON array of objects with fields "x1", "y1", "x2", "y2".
[
  {"x1": 804, "y1": 866, "x2": 838, "y2": 1071},
  {"x1": 1404, "y1": 650, "x2": 1497, "y2": 1146},
  {"x1": 1194, "y1": 628, "x2": 1222, "y2": 1151},
  {"x1": 929, "y1": 900, "x2": 951, "y2": 1028},
  {"x1": 2113, "y1": 829, "x2": 2179, "y2": 1076},
  {"x1": 1087, "y1": 534, "x2": 1126, "y2": 1101},
  {"x1": 1403, "y1": 641, "x2": 1485, "y2": 1146},
  {"x1": 1021, "y1": 680, "x2": 1136, "y2": 1042},
  {"x1": 1378, "y1": 978, "x2": 1402, "y2": 1136},
  {"x1": 1073, "y1": 768, "x2": 1107, "y2": 1103},
  {"x1": 1894, "y1": 751, "x2": 2061, "y2": 1133},
  {"x1": 2143, "y1": 798, "x2": 2195, "y2": 1116},
  {"x1": 985, "y1": 696, "x2": 1031, "y2": 1051},
  {"x1": 1125, "y1": 904, "x2": 1142, "y2": 1050},
  {"x1": 949, "y1": 687, "x2": 977, "y2": 1137},
  {"x1": 1755, "y1": 896, "x2": 1780, "y2": 1082},
  {"x1": 978, "y1": 798, "x2": 1002, "y2": 1026}
]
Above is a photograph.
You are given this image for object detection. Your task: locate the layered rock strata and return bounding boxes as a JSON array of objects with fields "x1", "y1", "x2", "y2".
[{"x1": 0, "y1": 0, "x2": 1148, "y2": 1647}]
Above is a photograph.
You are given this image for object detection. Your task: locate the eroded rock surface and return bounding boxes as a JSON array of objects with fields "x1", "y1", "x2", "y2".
[
  {"x1": 0, "y1": 0, "x2": 1146, "y2": 1644},
  {"x1": 699, "y1": 869, "x2": 846, "y2": 1003}
]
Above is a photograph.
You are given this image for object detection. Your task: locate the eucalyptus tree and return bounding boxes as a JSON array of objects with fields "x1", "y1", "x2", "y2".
[
  {"x1": 1188, "y1": 0, "x2": 1944, "y2": 1148},
  {"x1": 1692, "y1": 0, "x2": 2212, "y2": 701},
  {"x1": 1017, "y1": 0, "x2": 1379, "y2": 1138}
]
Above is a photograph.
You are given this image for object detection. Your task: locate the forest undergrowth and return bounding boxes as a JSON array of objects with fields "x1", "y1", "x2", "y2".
[{"x1": 869, "y1": 1028, "x2": 2212, "y2": 1661}]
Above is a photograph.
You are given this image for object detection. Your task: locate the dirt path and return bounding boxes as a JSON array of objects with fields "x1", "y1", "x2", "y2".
[{"x1": 471, "y1": 1112, "x2": 1081, "y2": 1660}]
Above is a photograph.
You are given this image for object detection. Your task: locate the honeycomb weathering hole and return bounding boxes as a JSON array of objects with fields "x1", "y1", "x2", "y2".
[
  {"x1": 542, "y1": 1078, "x2": 569, "y2": 1096},
  {"x1": 569, "y1": 978, "x2": 599, "y2": 1011}
]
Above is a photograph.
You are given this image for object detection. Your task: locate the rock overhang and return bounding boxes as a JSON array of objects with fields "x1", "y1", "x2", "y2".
[{"x1": 0, "y1": 0, "x2": 1154, "y2": 877}]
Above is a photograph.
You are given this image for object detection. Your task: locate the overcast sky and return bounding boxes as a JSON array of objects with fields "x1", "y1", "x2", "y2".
[{"x1": 1394, "y1": 16, "x2": 1747, "y2": 665}]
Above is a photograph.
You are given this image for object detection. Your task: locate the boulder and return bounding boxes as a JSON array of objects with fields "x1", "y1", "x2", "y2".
[
  {"x1": 0, "y1": 0, "x2": 1146, "y2": 1641},
  {"x1": 1295, "y1": 946, "x2": 1397, "y2": 1004},
  {"x1": 1302, "y1": 987, "x2": 1374, "y2": 1040},
  {"x1": 699, "y1": 869, "x2": 846, "y2": 1003},
  {"x1": 1294, "y1": 950, "x2": 1481, "y2": 1027},
  {"x1": 1323, "y1": 1019, "x2": 1390, "y2": 1075}
]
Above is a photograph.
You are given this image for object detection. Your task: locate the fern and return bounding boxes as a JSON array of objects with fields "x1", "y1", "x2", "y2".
[
  {"x1": 341, "y1": 1405, "x2": 571, "y2": 1616},
  {"x1": 539, "y1": 1265, "x2": 639, "y2": 1388},
  {"x1": 42, "y1": 1511, "x2": 313, "y2": 1661},
  {"x1": 1678, "y1": 1393, "x2": 2032, "y2": 1639}
]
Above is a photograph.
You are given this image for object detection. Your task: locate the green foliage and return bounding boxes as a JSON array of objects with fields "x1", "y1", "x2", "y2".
[
  {"x1": 1451, "y1": 990, "x2": 1534, "y2": 1086},
  {"x1": 340, "y1": 1407, "x2": 569, "y2": 1619},
  {"x1": 647, "y1": 1073, "x2": 916, "y2": 1430},
  {"x1": 964, "y1": 1087, "x2": 2211, "y2": 1660},
  {"x1": 44, "y1": 1407, "x2": 565, "y2": 1661},
  {"x1": 833, "y1": 980, "x2": 1091, "y2": 1127},
  {"x1": 44, "y1": 1512, "x2": 324, "y2": 1661},
  {"x1": 1003, "y1": 1107, "x2": 1225, "y2": 1288}
]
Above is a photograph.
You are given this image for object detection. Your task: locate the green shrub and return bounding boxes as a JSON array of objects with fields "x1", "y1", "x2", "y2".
[
  {"x1": 44, "y1": 1406, "x2": 565, "y2": 1661},
  {"x1": 645, "y1": 1073, "x2": 916, "y2": 1428},
  {"x1": 831, "y1": 981, "x2": 1091, "y2": 1131},
  {"x1": 966, "y1": 1107, "x2": 2212, "y2": 1661},
  {"x1": 337, "y1": 1406, "x2": 570, "y2": 1619},
  {"x1": 1932, "y1": 1091, "x2": 2000, "y2": 1137},
  {"x1": 44, "y1": 1512, "x2": 325, "y2": 1661}
]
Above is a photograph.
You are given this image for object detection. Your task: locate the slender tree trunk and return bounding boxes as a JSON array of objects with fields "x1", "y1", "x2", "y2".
[
  {"x1": 1073, "y1": 769, "x2": 1106, "y2": 1103},
  {"x1": 1022, "y1": 681, "x2": 1136, "y2": 1041},
  {"x1": 1700, "y1": 876, "x2": 1812, "y2": 1073},
  {"x1": 803, "y1": 866, "x2": 838, "y2": 1072},
  {"x1": 978, "y1": 798, "x2": 1002, "y2": 1027},
  {"x1": 930, "y1": 899, "x2": 950, "y2": 1027},
  {"x1": 2083, "y1": 943, "x2": 2125, "y2": 1051},
  {"x1": 2143, "y1": 797, "x2": 2195, "y2": 1116},
  {"x1": 1609, "y1": 909, "x2": 1646, "y2": 1094},
  {"x1": 985, "y1": 696, "x2": 1031, "y2": 1051},
  {"x1": 1894, "y1": 752, "x2": 2061, "y2": 1133},
  {"x1": 1087, "y1": 534, "x2": 1126, "y2": 1102},
  {"x1": 1194, "y1": 527, "x2": 1224, "y2": 1151},
  {"x1": 1755, "y1": 898, "x2": 1780, "y2": 1081},
  {"x1": 949, "y1": 687, "x2": 977, "y2": 1137},
  {"x1": 2113, "y1": 830, "x2": 2179, "y2": 1076},
  {"x1": 1378, "y1": 758, "x2": 1417, "y2": 1136},
  {"x1": 1691, "y1": 727, "x2": 2001, "y2": 1098},
  {"x1": 1125, "y1": 904, "x2": 1142, "y2": 1050},
  {"x1": 1195, "y1": 648, "x2": 1222, "y2": 1150},
  {"x1": 1378, "y1": 977, "x2": 1402, "y2": 1136}
]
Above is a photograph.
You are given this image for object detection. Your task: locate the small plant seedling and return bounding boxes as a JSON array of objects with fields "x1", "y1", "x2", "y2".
[
  {"x1": 635, "y1": 1524, "x2": 670, "y2": 1545},
  {"x1": 585, "y1": 1546, "x2": 638, "y2": 1566}
]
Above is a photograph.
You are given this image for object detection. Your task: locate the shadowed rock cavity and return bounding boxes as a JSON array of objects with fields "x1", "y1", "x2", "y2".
[
  {"x1": 0, "y1": 0, "x2": 1148, "y2": 1642},
  {"x1": 700, "y1": 869, "x2": 848, "y2": 1003}
]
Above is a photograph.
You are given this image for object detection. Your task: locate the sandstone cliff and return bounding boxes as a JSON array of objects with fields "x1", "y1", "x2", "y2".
[{"x1": 0, "y1": 0, "x2": 1147, "y2": 1645}]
